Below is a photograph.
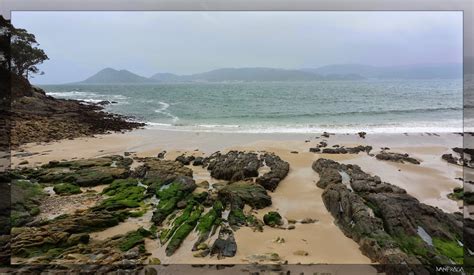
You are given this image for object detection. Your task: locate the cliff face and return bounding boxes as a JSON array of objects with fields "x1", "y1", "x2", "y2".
[{"x1": 9, "y1": 74, "x2": 144, "y2": 147}]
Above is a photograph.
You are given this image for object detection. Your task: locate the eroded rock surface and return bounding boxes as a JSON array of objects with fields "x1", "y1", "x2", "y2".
[
  {"x1": 312, "y1": 158, "x2": 463, "y2": 273},
  {"x1": 375, "y1": 152, "x2": 420, "y2": 164}
]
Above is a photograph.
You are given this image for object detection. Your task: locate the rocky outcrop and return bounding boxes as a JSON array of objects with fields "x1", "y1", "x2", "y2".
[
  {"x1": 175, "y1": 154, "x2": 195, "y2": 165},
  {"x1": 312, "y1": 158, "x2": 463, "y2": 272},
  {"x1": 204, "y1": 151, "x2": 289, "y2": 191},
  {"x1": 375, "y1": 152, "x2": 420, "y2": 164},
  {"x1": 210, "y1": 227, "x2": 237, "y2": 259},
  {"x1": 9, "y1": 74, "x2": 144, "y2": 147},
  {"x1": 205, "y1": 151, "x2": 262, "y2": 182},
  {"x1": 321, "y1": 145, "x2": 372, "y2": 154},
  {"x1": 255, "y1": 153, "x2": 289, "y2": 191},
  {"x1": 441, "y1": 147, "x2": 474, "y2": 168}
]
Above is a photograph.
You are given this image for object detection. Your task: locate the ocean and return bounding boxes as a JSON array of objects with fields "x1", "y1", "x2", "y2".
[{"x1": 40, "y1": 79, "x2": 463, "y2": 133}]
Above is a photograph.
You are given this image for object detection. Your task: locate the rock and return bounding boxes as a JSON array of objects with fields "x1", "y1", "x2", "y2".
[
  {"x1": 193, "y1": 157, "x2": 204, "y2": 166},
  {"x1": 263, "y1": 211, "x2": 283, "y2": 227},
  {"x1": 9, "y1": 74, "x2": 144, "y2": 148},
  {"x1": 245, "y1": 253, "x2": 281, "y2": 263},
  {"x1": 157, "y1": 151, "x2": 166, "y2": 159},
  {"x1": 19, "y1": 160, "x2": 29, "y2": 165},
  {"x1": 312, "y1": 158, "x2": 463, "y2": 269},
  {"x1": 358, "y1": 132, "x2": 366, "y2": 138},
  {"x1": 322, "y1": 145, "x2": 372, "y2": 154},
  {"x1": 287, "y1": 225, "x2": 295, "y2": 230},
  {"x1": 175, "y1": 154, "x2": 195, "y2": 165},
  {"x1": 197, "y1": 180, "x2": 210, "y2": 189},
  {"x1": 290, "y1": 151, "x2": 298, "y2": 154},
  {"x1": 193, "y1": 249, "x2": 210, "y2": 257},
  {"x1": 197, "y1": 243, "x2": 209, "y2": 250},
  {"x1": 300, "y1": 218, "x2": 317, "y2": 224},
  {"x1": 273, "y1": 237, "x2": 285, "y2": 243},
  {"x1": 255, "y1": 153, "x2": 290, "y2": 191},
  {"x1": 137, "y1": 158, "x2": 193, "y2": 187},
  {"x1": 309, "y1": 147, "x2": 320, "y2": 153},
  {"x1": 293, "y1": 250, "x2": 309, "y2": 256},
  {"x1": 442, "y1": 153, "x2": 462, "y2": 166},
  {"x1": 148, "y1": 257, "x2": 161, "y2": 265},
  {"x1": 210, "y1": 227, "x2": 237, "y2": 259},
  {"x1": 318, "y1": 141, "x2": 328, "y2": 148},
  {"x1": 124, "y1": 151, "x2": 131, "y2": 156},
  {"x1": 176, "y1": 200, "x2": 187, "y2": 209},
  {"x1": 53, "y1": 183, "x2": 82, "y2": 196},
  {"x1": 321, "y1": 132, "x2": 330, "y2": 138},
  {"x1": 287, "y1": 219, "x2": 297, "y2": 224},
  {"x1": 205, "y1": 151, "x2": 261, "y2": 182},
  {"x1": 375, "y1": 152, "x2": 420, "y2": 164},
  {"x1": 218, "y1": 181, "x2": 272, "y2": 210}
]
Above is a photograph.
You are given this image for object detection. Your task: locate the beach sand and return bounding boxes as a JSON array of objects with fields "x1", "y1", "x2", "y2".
[{"x1": 10, "y1": 129, "x2": 464, "y2": 265}]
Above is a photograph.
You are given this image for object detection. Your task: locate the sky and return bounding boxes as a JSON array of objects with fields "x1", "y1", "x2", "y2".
[{"x1": 12, "y1": 11, "x2": 463, "y2": 84}]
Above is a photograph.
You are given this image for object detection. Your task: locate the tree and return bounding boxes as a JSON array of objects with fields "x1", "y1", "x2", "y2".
[{"x1": 1, "y1": 17, "x2": 48, "y2": 79}]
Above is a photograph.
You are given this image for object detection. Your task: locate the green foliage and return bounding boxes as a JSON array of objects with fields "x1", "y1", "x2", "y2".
[
  {"x1": 53, "y1": 183, "x2": 82, "y2": 196},
  {"x1": 433, "y1": 238, "x2": 464, "y2": 264},
  {"x1": 3, "y1": 20, "x2": 49, "y2": 78}
]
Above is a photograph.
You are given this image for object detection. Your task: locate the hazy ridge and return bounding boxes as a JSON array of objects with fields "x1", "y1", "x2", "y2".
[{"x1": 76, "y1": 63, "x2": 463, "y2": 84}]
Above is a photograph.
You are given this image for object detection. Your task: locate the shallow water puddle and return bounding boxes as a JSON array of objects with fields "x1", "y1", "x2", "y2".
[{"x1": 417, "y1": 226, "x2": 433, "y2": 246}]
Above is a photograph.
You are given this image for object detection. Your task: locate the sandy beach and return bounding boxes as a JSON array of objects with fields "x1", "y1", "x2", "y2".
[{"x1": 10, "y1": 128, "x2": 464, "y2": 266}]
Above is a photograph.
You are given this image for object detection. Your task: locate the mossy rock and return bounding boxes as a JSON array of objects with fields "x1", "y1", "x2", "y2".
[
  {"x1": 11, "y1": 179, "x2": 44, "y2": 227},
  {"x1": 165, "y1": 205, "x2": 203, "y2": 256},
  {"x1": 118, "y1": 227, "x2": 152, "y2": 252},
  {"x1": 433, "y1": 238, "x2": 463, "y2": 264},
  {"x1": 93, "y1": 178, "x2": 146, "y2": 211},
  {"x1": 263, "y1": 211, "x2": 283, "y2": 227},
  {"x1": 53, "y1": 183, "x2": 82, "y2": 196},
  {"x1": 218, "y1": 181, "x2": 272, "y2": 209}
]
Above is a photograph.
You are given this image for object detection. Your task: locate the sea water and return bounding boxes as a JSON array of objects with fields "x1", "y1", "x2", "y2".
[{"x1": 41, "y1": 79, "x2": 463, "y2": 133}]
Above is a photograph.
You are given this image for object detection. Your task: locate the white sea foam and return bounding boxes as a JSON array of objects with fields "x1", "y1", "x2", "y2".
[
  {"x1": 154, "y1": 101, "x2": 180, "y2": 123},
  {"x1": 144, "y1": 120, "x2": 463, "y2": 134}
]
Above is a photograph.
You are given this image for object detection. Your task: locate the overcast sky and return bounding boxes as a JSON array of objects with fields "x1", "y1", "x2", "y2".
[{"x1": 12, "y1": 11, "x2": 462, "y2": 84}]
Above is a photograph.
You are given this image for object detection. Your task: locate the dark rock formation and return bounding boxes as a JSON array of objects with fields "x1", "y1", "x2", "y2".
[
  {"x1": 210, "y1": 227, "x2": 237, "y2": 259},
  {"x1": 263, "y1": 211, "x2": 283, "y2": 227},
  {"x1": 9, "y1": 75, "x2": 144, "y2": 147},
  {"x1": 205, "y1": 151, "x2": 262, "y2": 182},
  {"x1": 255, "y1": 153, "x2": 289, "y2": 191},
  {"x1": 312, "y1": 158, "x2": 464, "y2": 271},
  {"x1": 321, "y1": 145, "x2": 372, "y2": 154},
  {"x1": 175, "y1": 154, "x2": 195, "y2": 165},
  {"x1": 193, "y1": 157, "x2": 204, "y2": 166},
  {"x1": 375, "y1": 152, "x2": 420, "y2": 164},
  {"x1": 358, "y1": 132, "x2": 366, "y2": 138}
]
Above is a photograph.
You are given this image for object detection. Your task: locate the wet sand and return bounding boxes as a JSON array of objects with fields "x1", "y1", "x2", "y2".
[{"x1": 10, "y1": 129, "x2": 464, "y2": 265}]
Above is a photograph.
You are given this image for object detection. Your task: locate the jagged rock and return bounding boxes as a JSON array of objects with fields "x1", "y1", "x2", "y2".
[
  {"x1": 175, "y1": 154, "x2": 195, "y2": 165},
  {"x1": 375, "y1": 152, "x2": 420, "y2": 164},
  {"x1": 312, "y1": 158, "x2": 464, "y2": 270},
  {"x1": 193, "y1": 157, "x2": 204, "y2": 166},
  {"x1": 321, "y1": 145, "x2": 372, "y2": 154},
  {"x1": 218, "y1": 181, "x2": 272, "y2": 210},
  {"x1": 358, "y1": 132, "x2": 367, "y2": 138},
  {"x1": 255, "y1": 153, "x2": 289, "y2": 191},
  {"x1": 136, "y1": 158, "x2": 193, "y2": 187},
  {"x1": 205, "y1": 151, "x2": 261, "y2": 182},
  {"x1": 210, "y1": 227, "x2": 237, "y2": 259},
  {"x1": 442, "y1": 153, "x2": 459, "y2": 165},
  {"x1": 157, "y1": 151, "x2": 166, "y2": 159}
]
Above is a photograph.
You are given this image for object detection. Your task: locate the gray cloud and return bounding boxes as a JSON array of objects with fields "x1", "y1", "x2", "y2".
[{"x1": 12, "y1": 11, "x2": 462, "y2": 84}]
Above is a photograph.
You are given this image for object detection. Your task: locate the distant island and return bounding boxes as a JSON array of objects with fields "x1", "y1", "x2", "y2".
[{"x1": 74, "y1": 63, "x2": 462, "y2": 84}]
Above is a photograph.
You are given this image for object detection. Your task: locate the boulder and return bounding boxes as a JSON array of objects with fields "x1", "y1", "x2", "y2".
[
  {"x1": 375, "y1": 152, "x2": 420, "y2": 165},
  {"x1": 255, "y1": 153, "x2": 289, "y2": 191}
]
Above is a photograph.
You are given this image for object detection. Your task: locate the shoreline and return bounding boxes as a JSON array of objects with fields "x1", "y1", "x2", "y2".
[{"x1": 9, "y1": 128, "x2": 464, "y2": 265}]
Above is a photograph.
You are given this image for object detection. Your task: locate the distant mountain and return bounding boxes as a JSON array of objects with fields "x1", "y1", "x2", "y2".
[
  {"x1": 78, "y1": 68, "x2": 154, "y2": 84},
  {"x1": 303, "y1": 63, "x2": 462, "y2": 79},
  {"x1": 150, "y1": 72, "x2": 180, "y2": 82},
  {"x1": 78, "y1": 67, "x2": 364, "y2": 84}
]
